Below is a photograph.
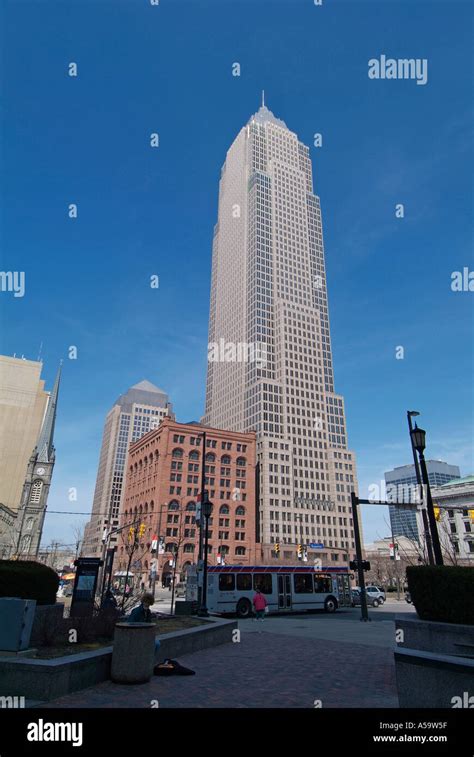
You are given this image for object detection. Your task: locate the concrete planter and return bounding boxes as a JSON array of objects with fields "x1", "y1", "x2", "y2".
[
  {"x1": 0, "y1": 617, "x2": 236, "y2": 703},
  {"x1": 395, "y1": 649, "x2": 474, "y2": 708},
  {"x1": 396, "y1": 617, "x2": 474, "y2": 658},
  {"x1": 395, "y1": 616, "x2": 474, "y2": 708},
  {"x1": 30, "y1": 604, "x2": 64, "y2": 647}
]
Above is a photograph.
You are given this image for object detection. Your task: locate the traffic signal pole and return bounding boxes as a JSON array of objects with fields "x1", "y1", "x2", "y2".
[
  {"x1": 351, "y1": 492, "x2": 369, "y2": 622},
  {"x1": 351, "y1": 493, "x2": 420, "y2": 621}
]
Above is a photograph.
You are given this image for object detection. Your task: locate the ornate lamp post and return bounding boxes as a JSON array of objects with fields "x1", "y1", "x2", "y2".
[
  {"x1": 198, "y1": 491, "x2": 212, "y2": 617},
  {"x1": 410, "y1": 424, "x2": 444, "y2": 566},
  {"x1": 407, "y1": 411, "x2": 434, "y2": 565}
]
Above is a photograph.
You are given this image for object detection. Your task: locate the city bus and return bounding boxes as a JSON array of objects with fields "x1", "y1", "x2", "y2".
[{"x1": 206, "y1": 565, "x2": 352, "y2": 617}]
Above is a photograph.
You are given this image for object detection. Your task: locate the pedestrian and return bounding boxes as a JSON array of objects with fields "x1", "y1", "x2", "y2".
[
  {"x1": 252, "y1": 587, "x2": 267, "y2": 621},
  {"x1": 128, "y1": 592, "x2": 161, "y2": 659},
  {"x1": 101, "y1": 589, "x2": 118, "y2": 611},
  {"x1": 128, "y1": 592, "x2": 154, "y2": 623}
]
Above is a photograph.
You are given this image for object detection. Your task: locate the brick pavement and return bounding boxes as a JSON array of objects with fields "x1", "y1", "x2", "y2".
[{"x1": 40, "y1": 629, "x2": 398, "y2": 709}]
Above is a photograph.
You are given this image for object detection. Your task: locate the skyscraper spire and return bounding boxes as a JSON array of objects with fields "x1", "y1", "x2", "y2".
[
  {"x1": 262, "y1": 89, "x2": 265, "y2": 107},
  {"x1": 36, "y1": 362, "x2": 62, "y2": 463}
]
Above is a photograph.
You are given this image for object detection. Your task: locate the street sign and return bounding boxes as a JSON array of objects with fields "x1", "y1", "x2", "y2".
[{"x1": 309, "y1": 542, "x2": 324, "y2": 549}]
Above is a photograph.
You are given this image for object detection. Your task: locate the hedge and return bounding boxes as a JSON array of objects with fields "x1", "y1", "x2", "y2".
[
  {"x1": 406, "y1": 565, "x2": 474, "y2": 625},
  {"x1": 0, "y1": 560, "x2": 59, "y2": 605}
]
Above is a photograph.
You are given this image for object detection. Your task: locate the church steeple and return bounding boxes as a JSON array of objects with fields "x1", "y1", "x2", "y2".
[{"x1": 36, "y1": 362, "x2": 62, "y2": 463}]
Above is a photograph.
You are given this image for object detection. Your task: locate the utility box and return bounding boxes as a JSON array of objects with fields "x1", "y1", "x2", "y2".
[{"x1": 0, "y1": 598, "x2": 36, "y2": 652}]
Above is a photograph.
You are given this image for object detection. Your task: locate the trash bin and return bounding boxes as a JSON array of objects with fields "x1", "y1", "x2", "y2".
[{"x1": 111, "y1": 622, "x2": 156, "y2": 684}]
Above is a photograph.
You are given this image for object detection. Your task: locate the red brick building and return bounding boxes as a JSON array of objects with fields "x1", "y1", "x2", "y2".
[{"x1": 118, "y1": 417, "x2": 257, "y2": 587}]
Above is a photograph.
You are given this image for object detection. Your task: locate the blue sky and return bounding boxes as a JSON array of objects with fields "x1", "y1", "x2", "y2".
[{"x1": 1, "y1": 0, "x2": 472, "y2": 550}]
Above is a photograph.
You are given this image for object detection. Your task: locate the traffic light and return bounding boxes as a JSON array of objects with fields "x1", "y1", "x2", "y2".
[
  {"x1": 433, "y1": 507, "x2": 441, "y2": 522},
  {"x1": 274, "y1": 542, "x2": 280, "y2": 557},
  {"x1": 297, "y1": 544, "x2": 303, "y2": 559},
  {"x1": 350, "y1": 559, "x2": 371, "y2": 571},
  {"x1": 469, "y1": 509, "x2": 474, "y2": 523},
  {"x1": 128, "y1": 526, "x2": 135, "y2": 542},
  {"x1": 138, "y1": 523, "x2": 146, "y2": 539},
  {"x1": 349, "y1": 560, "x2": 357, "y2": 571}
]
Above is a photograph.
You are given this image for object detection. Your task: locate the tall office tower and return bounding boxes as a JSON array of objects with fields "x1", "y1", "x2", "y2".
[
  {"x1": 385, "y1": 460, "x2": 461, "y2": 542},
  {"x1": 204, "y1": 100, "x2": 358, "y2": 562},
  {"x1": 0, "y1": 356, "x2": 61, "y2": 558},
  {"x1": 82, "y1": 381, "x2": 174, "y2": 558},
  {"x1": 0, "y1": 356, "x2": 49, "y2": 511}
]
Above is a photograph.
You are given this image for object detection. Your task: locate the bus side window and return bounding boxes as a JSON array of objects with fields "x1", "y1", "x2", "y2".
[
  {"x1": 294, "y1": 574, "x2": 313, "y2": 593},
  {"x1": 218, "y1": 574, "x2": 235, "y2": 591},
  {"x1": 253, "y1": 574, "x2": 272, "y2": 593},
  {"x1": 314, "y1": 576, "x2": 331, "y2": 593},
  {"x1": 236, "y1": 574, "x2": 252, "y2": 591}
]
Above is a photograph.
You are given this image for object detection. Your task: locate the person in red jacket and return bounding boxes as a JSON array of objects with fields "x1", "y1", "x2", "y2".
[{"x1": 252, "y1": 588, "x2": 267, "y2": 620}]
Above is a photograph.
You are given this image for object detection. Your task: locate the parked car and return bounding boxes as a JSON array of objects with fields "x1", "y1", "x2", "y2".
[
  {"x1": 175, "y1": 582, "x2": 186, "y2": 598},
  {"x1": 351, "y1": 589, "x2": 381, "y2": 608},
  {"x1": 366, "y1": 585, "x2": 386, "y2": 603}
]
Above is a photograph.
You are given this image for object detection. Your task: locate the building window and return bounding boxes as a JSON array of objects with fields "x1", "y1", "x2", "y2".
[
  {"x1": 219, "y1": 505, "x2": 230, "y2": 514},
  {"x1": 172, "y1": 448, "x2": 183, "y2": 459},
  {"x1": 30, "y1": 480, "x2": 43, "y2": 504}
]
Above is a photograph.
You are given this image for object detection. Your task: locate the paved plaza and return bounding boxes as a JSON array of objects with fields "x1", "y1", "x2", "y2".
[{"x1": 38, "y1": 603, "x2": 415, "y2": 709}]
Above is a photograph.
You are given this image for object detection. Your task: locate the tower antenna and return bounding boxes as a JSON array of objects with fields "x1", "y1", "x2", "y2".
[{"x1": 262, "y1": 89, "x2": 265, "y2": 107}]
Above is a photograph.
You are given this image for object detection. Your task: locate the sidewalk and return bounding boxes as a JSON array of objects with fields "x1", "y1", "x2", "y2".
[{"x1": 40, "y1": 626, "x2": 398, "y2": 709}]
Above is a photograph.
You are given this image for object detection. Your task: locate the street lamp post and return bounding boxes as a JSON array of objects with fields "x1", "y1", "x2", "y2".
[
  {"x1": 197, "y1": 431, "x2": 207, "y2": 607},
  {"x1": 198, "y1": 491, "x2": 212, "y2": 617},
  {"x1": 407, "y1": 411, "x2": 434, "y2": 565},
  {"x1": 410, "y1": 424, "x2": 444, "y2": 566}
]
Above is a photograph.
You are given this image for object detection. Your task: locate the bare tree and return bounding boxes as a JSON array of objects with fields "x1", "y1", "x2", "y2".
[{"x1": 70, "y1": 521, "x2": 86, "y2": 560}]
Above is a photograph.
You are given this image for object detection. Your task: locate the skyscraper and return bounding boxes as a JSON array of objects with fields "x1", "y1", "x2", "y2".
[
  {"x1": 385, "y1": 460, "x2": 461, "y2": 542},
  {"x1": 82, "y1": 381, "x2": 173, "y2": 558},
  {"x1": 204, "y1": 100, "x2": 358, "y2": 560}
]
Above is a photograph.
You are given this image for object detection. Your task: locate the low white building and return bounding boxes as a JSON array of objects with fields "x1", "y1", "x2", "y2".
[{"x1": 429, "y1": 475, "x2": 474, "y2": 564}]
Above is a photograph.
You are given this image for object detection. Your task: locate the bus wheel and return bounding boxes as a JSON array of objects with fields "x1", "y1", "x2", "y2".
[
  {"x1": 324, "y1": 597, "x2": 338, "y2": 613},
  {"x1": 236, "y1": 598, "x2": 252, "y2": 618}
]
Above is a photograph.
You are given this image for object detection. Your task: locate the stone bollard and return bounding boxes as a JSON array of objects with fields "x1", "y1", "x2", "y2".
[{"x1": 111, "y1": 622, "x2": 156, "y2": 684}]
